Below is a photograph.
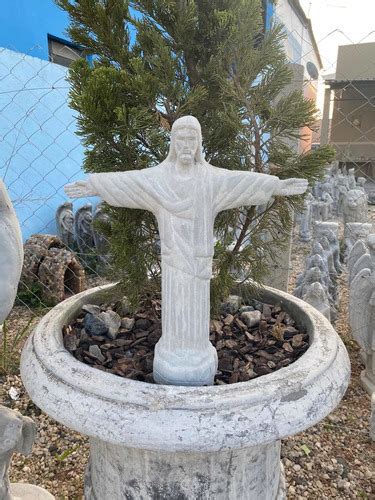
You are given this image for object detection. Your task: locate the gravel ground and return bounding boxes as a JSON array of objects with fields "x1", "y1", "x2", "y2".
[{"x1": 1, "y1": 225, "x2": 374, "y2": 499}]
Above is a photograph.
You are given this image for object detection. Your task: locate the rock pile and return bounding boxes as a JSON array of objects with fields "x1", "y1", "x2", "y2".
[{"x1": 63, "y1": 296, "x2": 309, "y2": 385}]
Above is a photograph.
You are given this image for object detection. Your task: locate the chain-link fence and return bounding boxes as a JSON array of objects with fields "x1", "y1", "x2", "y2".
[{"x1": 0, "y1": 20, "x2": 375, "y2": 326}]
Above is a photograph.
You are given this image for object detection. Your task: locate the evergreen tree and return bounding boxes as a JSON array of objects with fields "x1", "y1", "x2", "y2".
[{"x1": 57, "y1": 0, "x2": 334, "y2": 310}]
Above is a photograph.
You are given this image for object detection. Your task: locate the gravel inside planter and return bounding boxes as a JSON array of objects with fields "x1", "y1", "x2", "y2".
[{"x1": 62, "y1": 296, "x2": 309, "y2": 385}]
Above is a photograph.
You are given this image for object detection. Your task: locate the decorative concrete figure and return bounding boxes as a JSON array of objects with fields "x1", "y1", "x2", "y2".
[
  {"x1": 305, "y1": 253, "x2": 336, "y2": 301},
  {"x1": 0, "y1": 180, "x2": 23, "y2": 324},
  {"x1": 0, "y1": 406, "x2": 54, "y2": 500},
  {"x1": 311, "y1": 199, "x2": 321, "y2": 221},
  {"x1": 349, "y1": 234, "x2": 375, "y2": 394},
  {"x1": 306, "y1": 242, "x2": 329, "y2": 274},
  {"x1": 350, "y1": 251, "x2": 372, "y2": 286},
  {"x1": 357, "y1": 177, "x2": 367, "y2": 193},
  {"x1": 348, "y1": 239, "x2": 368, "y2": 281},
  {"x1": 0, "y1": 183, "x2": 54, "y2": 500},
  {"x1": 337, "y1": 175, "x2": 349, "y2": 216},
  {"x1": 319, "y1": 236, "x2": 338, "y2": 279},
  {"x1": 342, "y1": 189, "x2": 368, "y2": 224},
  {"x1": 299, "y1": 192, "x2": 314, "y2": 242},
  {"x1": 302, "y1": 282, "x2": 331, "y2": 321},
  {"x1": 326, "y1": 230, "x2": 343, "y2": 274},
  {"x1": 93, "y1": 203, "x2": 111, "y2": 266},
  {"x1": 294, "y1": 266, "x2": 336, "y2": 321},
  {"x1": 0, "y1": 406, "x2": 35, "y2": 500},
  {"x1": 294, "y1": 266, "x2": 328, "y2": 299},
  {"x1": 320, "y1": 192, "x2": 334, "y2": 221},
  {"x1": 75, "y1": 204, "x2": 95, "y2": 255},
  {"x1": 347, "y1": 168, "x2": 357, "y2": 189},
  {"x1": 56, "y1": 202, "x2": 75, "y2": 248},
  {"x1": 344, "y1": 222, "x2": 372, "y2": 261},
  {"x1": 65, "y1": 115, "x2": 308, "y2": 386}
]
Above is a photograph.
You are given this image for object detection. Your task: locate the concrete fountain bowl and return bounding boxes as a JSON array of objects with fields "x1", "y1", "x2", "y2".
[{"x1": 21, "y1": 283, "x2": 350, "y2": 500}]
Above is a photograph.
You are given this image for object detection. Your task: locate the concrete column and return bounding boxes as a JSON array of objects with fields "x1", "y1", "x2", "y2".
[
  {"x1": 321, "y1": 86, "x2": 332, "y2": 145},
  {"x1": 263, "y1": 63, "x2": 305, "y2": 291}
]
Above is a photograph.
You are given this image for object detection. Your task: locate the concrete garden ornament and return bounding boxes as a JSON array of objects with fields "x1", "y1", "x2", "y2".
[
  {"x1": 21, "y1": 117, "x2": 350, "y2": 499},
  {"x1": 0, "y1": 180, "x2": 54, "y2": 500},
  {"x1": 64, "y1": 116, "x2": 307, "y2": 386}
]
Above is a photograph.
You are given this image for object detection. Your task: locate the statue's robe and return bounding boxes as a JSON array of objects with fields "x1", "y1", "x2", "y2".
[{"x1": 89, "y1": 162, "x2": 281, "y2": 354}]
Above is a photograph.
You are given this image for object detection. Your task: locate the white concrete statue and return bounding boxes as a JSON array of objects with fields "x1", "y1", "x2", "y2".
[
  {"x1": 65, "y1": 116, "x2": 307, "y2": 386},
  {"x1": 347, "y1": 168, "x2": 357, "y2": 190},
  {"x1": 93, "y1": 203, "x2": 111, "y2": 266},
  {"x1": 299, "y1": 192, "x2": 314, "y2": 242},
  {"x1": 0, "y1": 180, "x2": 23, "y2": 324},
  {"x1": 56, "y1": 201, "x2": 75, "y2": 248},
  {"x1": 302, "y1": 281, "x2": 331, "y2": 321},
  {"x1": 337, "y1": 174, "x2": 349, "y2": 216},
  {"x1": 357, "y1": 176, "x2": 367, "y2": 193},
  {"x1": 0, "y1": 182, "x2": 54, "y2": 500},
  {"x1": 74, "y1": 203, "x2": 94, "y2": 254},
  {"x1": 343, "y1": 189, "x2": 368, "y2": 224},
  {"x1": 344, "y1": 222, "x2": 372, "y2": 262},
  {"x1": 348, "y1": 239, "x2": 368, "y2": 282},
  {"x1": 349, "y1": 234, "x2": 375, "y2": 394},
  {"x1": 320, "y1": 192, "x2": 334, "y2": 221}
]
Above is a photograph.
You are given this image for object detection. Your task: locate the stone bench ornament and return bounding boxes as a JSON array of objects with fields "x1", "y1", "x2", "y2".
[{"x1": 21, "y1": 117, "x2": 350, "y2": 499}]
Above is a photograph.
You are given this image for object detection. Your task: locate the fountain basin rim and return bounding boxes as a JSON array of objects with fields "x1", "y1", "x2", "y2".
[{"x1": 20, "y1": 282, "x2": 350, "y2": 452}]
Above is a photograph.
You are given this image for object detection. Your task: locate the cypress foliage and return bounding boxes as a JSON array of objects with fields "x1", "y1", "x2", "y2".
[{"x1": 56, "y1": 0, "x2": 334, "y2": 309}]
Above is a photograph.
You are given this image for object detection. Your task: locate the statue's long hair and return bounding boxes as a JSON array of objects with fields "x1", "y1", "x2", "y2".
[{"x1": 161, "y1": 116, "x2": 206, "y2": 166}]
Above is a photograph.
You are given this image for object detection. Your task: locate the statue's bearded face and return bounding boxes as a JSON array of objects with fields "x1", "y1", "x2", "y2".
[{"x1": 174, "y1": 127, "x2": 198, "y2": 165}]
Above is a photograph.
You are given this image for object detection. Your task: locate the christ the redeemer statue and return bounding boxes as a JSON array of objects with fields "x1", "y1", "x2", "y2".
[{"x1": 65, "y1": 116, "x2": 307, "y2": 386}]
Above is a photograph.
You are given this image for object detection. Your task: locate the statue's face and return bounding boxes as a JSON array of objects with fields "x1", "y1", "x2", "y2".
[
  {"x1": 62, "y1": 212, "x2": 74, "y2": 230},
  {"x1": 174, "y1": 128, "x2": 198, "y2": 165}
]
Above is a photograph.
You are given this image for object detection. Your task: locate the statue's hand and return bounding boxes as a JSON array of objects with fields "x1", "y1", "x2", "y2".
[
  {"x1": 276, "y1": 178, "x2": 308, "y2": 196},
  {"x1": 64, "y1": 180, "x2": 98, "y2": 199}
]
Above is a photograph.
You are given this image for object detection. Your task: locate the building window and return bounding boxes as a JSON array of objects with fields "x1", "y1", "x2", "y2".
[{"x1": 48, "y1": 34, "x2": 84, "y2": 68}]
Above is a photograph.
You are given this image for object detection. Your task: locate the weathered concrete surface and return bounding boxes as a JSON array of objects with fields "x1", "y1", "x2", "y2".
[
  {"x1": 0, "y1": 179, "x2": 23, "y2": 323},
  {"x1": 10, "y1": 483, "x2": 55, "y2": 500},
  {"x1": 21, "y1": 283, "x2": 350, "y2": 499},
  {"x1": 85, "y1": 441, "x2": 285, "y2": 500}
]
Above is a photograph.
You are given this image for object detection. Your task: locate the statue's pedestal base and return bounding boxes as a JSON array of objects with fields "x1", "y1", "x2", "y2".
[
  {"x1": 153, "y1": 343, "x2": 218, "y2": 386},
  {"x1": 10, "y1": 483, "x2": 55, "y2": 499},
  {"x1": 85, "y1": 440, "x2": 286, "y2": 500},
  {"x1": 21, "y1": 284, "x2": 350, "y2": 500}
]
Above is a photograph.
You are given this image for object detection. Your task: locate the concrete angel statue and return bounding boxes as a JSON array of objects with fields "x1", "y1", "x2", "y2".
[
  {"x1": 65, "y1": 115, "x2": 308, "y2": 386},
  {"x1": 349, "y1": 234, "x2": 375, "y2": 394}
]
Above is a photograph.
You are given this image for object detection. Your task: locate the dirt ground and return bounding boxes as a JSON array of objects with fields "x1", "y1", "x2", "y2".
[{"x1": 1, "y1": 226, "x2": 374, "y2": 499}]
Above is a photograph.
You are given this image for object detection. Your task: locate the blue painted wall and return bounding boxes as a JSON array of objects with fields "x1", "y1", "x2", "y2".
[
  {"x1": 0, "y1": 2, "x2": 91, "y2": 240},
  {"x1": 0, "y1": 48, "x2": 93, "y2": 240},
  {"x1": 0, "y1": 0, "x2": 71, "y2": 60}
]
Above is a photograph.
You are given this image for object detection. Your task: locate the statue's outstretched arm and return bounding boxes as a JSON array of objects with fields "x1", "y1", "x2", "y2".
[
  {"x1": 273, "y1": 178, "x2": 308, "y2": 196},
  {"x1": 64, "y1": 179, "x2": 98, "y2": 199}
]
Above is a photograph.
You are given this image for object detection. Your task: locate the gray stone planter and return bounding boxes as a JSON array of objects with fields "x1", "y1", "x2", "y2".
[{"x1": 20, "y1": 284, "x2": 350, "y2": 500}]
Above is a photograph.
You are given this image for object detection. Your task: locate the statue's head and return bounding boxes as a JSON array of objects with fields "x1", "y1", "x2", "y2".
[
  {"x1": 303, "y1": 281, "x2": 326, "y2": 302},
  {"x1": 310, "y1": 254, "x2": 324, "y2": 268},
  {"x1": 357, "y1": 177, "x2": 366, "y2": 186},
  {"x1": 346, "y1": 189, "x2": 365, "y2": 208},
  {"x1": 306, "y1": 266, "x2": 322, "y2": 283},
  {"x1": 167, "y1": 116, "x2": 204, "y2": 165}
]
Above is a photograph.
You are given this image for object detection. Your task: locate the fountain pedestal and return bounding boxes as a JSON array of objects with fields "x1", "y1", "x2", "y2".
[{"x1": 21, "y1": 284, "x2": 350, "y2": 500}]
